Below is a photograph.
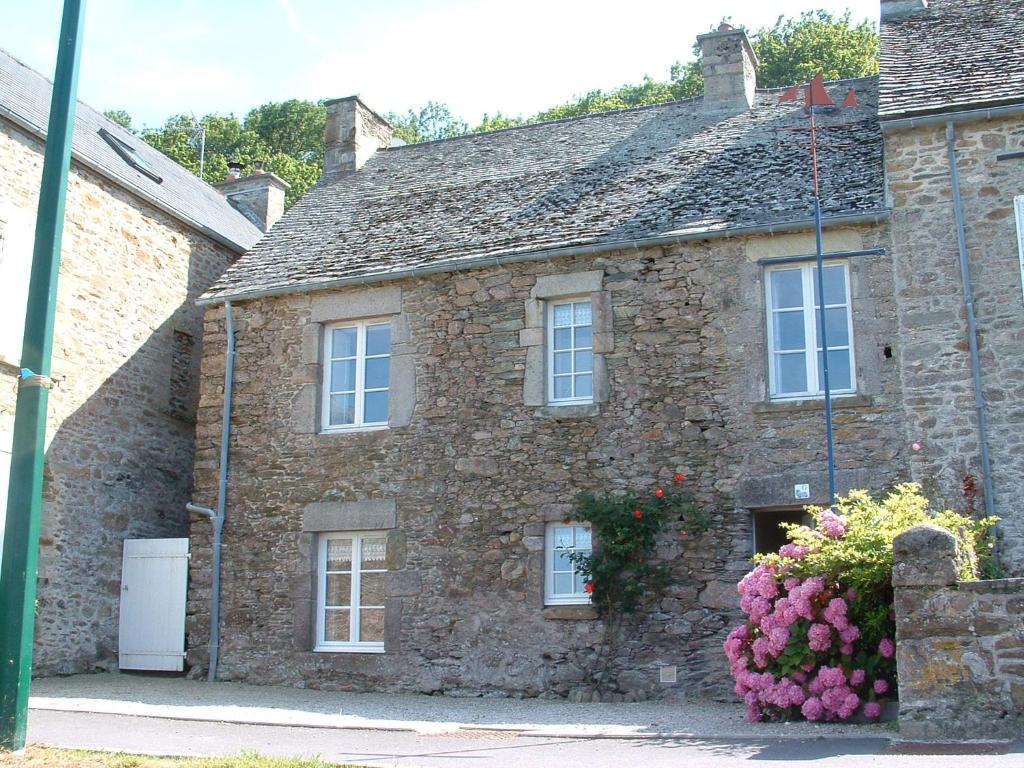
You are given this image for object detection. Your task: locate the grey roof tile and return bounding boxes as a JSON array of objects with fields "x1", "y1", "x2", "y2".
[
  {"x1": 0, "y1": 48, "x2": 261, "y2": 252},
  {"x1": 205, "y1": 78, "x2": 885, "y2": 302},
  {"x1": 879, "y1": 0, "x2": 1024, "y2": 119}
]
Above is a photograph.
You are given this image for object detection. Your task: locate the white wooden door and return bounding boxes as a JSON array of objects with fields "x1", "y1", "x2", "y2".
[{"x1": 118, "y1": 538, "x2": 189, "y2": 671}]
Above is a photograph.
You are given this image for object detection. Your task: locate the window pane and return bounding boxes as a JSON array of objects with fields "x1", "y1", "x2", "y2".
[
  {"x1": 816, "y1": 306, "x2": 850, "y2": 347},
  {"x1": 574, "y1": 571, "x2": 587, "y2": 594},
  {"x1": 331, "y1": 360, "x2": 356, "y2": 392},
  {"x1": 776, "y1": 353, "x2": 807, "y2": 394},
  {"x1": 324, "y1": 609, "x2": 350, "y2": 642},
  {"x1": 360, "y1": 608, "x2": 385, "y2": 642},
  {"x1": 361, "y1": 536, "x2": 387, "y2": 567},
  {"x1": 364, "y1": 357, "x2": 390, "y2": 389},
  {"x1": 817, "y1": 349, "x2": 852, "y2": 391},
  {"x1": 770, "y1": 269, "x2": 803, "y2": 309},
  {"x1": 575, "y1": 526, "x2": 592, "y2": 549},
  {"x1": 575, "y1": 374, "x2": 593, "y2": 398},
  {"x1": 553, "y1": 328, "x2": 572, "y2": 350},
  {"x1": 574, "y1": 325, "x2": 592, "y2": 349},
  {"x1": 573, "y1": 302, "x2": 592, "y2": 325},
  {"x1": 332, "y1": 327, "x2": 357, "y2": 358},
  {"x1": 365, "y1": 324, "x2": 391, "y2": 356},
  {"x1": 330, "y1": 393, "x2": 355, "y2": 425},
  {"x1": 325, "y1": 574, "x2": 351, "y2": 606},
  {"x1": 363, "y1": 391, "x2": 388, "y2": 423},
  {"x1": 574, "y1": 350, "x2": 593, "y2": 373},
  {"x1": 327, "y1": 538, "x2": 353, "y2": 571},
  {"x1": 553, "y1": 376, "x2": 572, "y2": 399},
  {"x1": 553, "y1": 304, "x2": 572, "y2": 326},
  {"x1": 553, "y1": 549, "x2": 572, "y2": 571},
  {"x1": 360, "y1": 572, "x2": 386, "y2": 606},
  {"x1": 813, "y1": 265, "x2": 847, "y2": 306},
  {"x1": 553, "y1": 572, "x2": 573, "y2": 595},
  {"x1": 553, "y1": 527, "x2": 573, "y2": 549},
  {"x1": 553, "y1": 351, "x2": 572, "y2": 374},
  {"x1": 773, "y1": 311, "x2": 805, "y2": 352}
]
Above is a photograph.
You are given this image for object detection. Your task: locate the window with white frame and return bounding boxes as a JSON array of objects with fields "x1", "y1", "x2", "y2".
[
  {"x1": 765, "y1": 262, "x2": 855, "y2": 400},
  {"x1": 547, "y1": 298, "x2": 593, "y2": 405},
  {"x1": 545, "y1": 522, "x2": 592, "y2": 605},
  {"x1": 1015, "y1": 195, "x2": 1024, "y2": 306},
  {"x1": 322, "y1": 320, "x2": 390, "y2": 430},
  {"x1": 315, "y1": 532, "x2": 387, "y2": 652}
]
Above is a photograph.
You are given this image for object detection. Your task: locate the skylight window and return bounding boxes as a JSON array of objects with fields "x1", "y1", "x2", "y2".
[{"x1": 98, "y1": 128, "x2": 162, "y2": 183}]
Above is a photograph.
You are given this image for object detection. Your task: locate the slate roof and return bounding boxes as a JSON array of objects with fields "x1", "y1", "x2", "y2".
[
  {"x1": 0, "y1": 48, "x2": 261, "y2": 253},
  {"x1": 879, "y1": 0, "x2": 1024, "y2": 119},
  {"x1": 203, "y1": 78, "x2": 885, "y2": 303}
]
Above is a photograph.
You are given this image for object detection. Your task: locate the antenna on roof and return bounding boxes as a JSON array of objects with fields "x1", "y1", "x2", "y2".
[
  {"x1": 187, "y1": 114, "x2": 207, "y2": 181},
  {"x1": 777, "y1": 73, "x2": 863, "y2": 507}
]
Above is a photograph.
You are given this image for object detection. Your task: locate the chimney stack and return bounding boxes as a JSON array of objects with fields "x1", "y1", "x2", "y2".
[
  {"x1": 214, "y1": 169, "x2": 290, "y2": 233},
  {"x1": 323, "y1": 95, "x2": 393, "y2": 176},
  {"x1": 697, "y1": 23, "x2": 759, "y2": 112},
  {"x1": 881, "y1": 0, "x2": 928, "y2": 20}
]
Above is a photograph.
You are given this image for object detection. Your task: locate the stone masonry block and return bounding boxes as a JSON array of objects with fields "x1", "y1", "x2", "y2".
[
  {"x1": 519, "y1": 327, "x2": 544, "y2": 347},
  {"x1": 310, "y1": 285, "x2": 402, "y2": 323},
  {"x1": 300, "y1": 322, "x2": 322, "y2": 365},
  {"x1": 893, "y1": 524, "x2": 959, "y2": 587},
  {"x1": 531, "y1": 270, "x2": 603, "y2": 299},
  {"x1": 302, "y1": 499, "x2": 397, "y2": 531},
  {"x1": 291, "y1": 383, "x2": 318, "y2": 434}
]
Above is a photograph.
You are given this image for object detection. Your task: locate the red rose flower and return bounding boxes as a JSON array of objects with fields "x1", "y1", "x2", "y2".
[
  {"x1": 673, "y1": 473, "x2": 684, "y2": 483},
  {"x1": 584, "y1": 582, "x2": 594, "y2": 594},
  {"x1": 680, "y1": 530, "x2": 689, "y2": 537},
  {"x1": 633, "y1": 508, "x2": 644, "y2": 520},
  {"x1": 654, "y1": 487, "x2": 664, "y2": 498}
]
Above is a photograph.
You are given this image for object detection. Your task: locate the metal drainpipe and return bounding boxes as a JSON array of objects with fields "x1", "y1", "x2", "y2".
[
  {"x1": 945, "y1": 122, "x2": 996, "y2": 520},
  {"x1": 186, "y1": 299, "x2": 235, "y2": 682}
]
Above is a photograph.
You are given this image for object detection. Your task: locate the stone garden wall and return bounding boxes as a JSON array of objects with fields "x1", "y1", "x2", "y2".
[{"x1": 893, "y1": 524, "x2": 1024, "y2": 740}]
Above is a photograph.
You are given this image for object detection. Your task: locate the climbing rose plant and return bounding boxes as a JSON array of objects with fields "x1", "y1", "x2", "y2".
[{"x1": 726, "y1": 484, "x2": 997, "y2": 723}]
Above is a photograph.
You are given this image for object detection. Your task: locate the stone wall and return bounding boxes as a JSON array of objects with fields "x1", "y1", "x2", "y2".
[
  {"x1": 886, "y1": 116, "x2": 1024, "y2": 572},
  {"x1": 187, "y1": 221, "x2": 910, "y2": 699},
  {"x1": 893, "y1": 524, "x2": 1024, "y2": 740},
  {"x1": 0, "y1": 116, "x2": 237, "y2": 674}
]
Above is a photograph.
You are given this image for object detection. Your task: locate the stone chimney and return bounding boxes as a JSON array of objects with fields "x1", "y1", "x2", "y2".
[
  {"x1": 214, "y1": 169, "x2": 290, "y2": 233},
  {"x1": 323, "y1": 95, "x2": 393, "y2": 176},
  {"x1": 881, "y1": 0, "x2": 928, "y2": 20},
  {"x1": 697, "y1": 23, "x2": 759, "y2": 112}
]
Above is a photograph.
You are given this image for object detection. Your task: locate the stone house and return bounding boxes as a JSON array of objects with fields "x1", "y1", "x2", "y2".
[
  {"x1": 187, "y1": 22, "x2": 910, "y2": 699},
  {"x1": 0, "y1": 48, "x2": 283, "y2": 674},
  {"x1": 879, "y1": 0, "x2": 1024, "y2": 571}
]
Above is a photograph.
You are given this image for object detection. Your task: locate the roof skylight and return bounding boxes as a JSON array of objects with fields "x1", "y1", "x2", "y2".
[{"x1": 98, "y1": 128, "x2": 162, "y2": 183}]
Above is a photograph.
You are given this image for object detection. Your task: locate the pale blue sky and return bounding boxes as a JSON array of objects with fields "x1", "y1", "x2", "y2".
[{"x1": 1, "y1": 0, "x2": 879, "y2": 128}]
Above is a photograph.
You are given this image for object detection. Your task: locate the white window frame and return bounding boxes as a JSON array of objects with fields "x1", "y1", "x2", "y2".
[
  {"x1": 315, "y1": 532, "x2": 387, "y2": 653},
  {"x1": 546, "y1": 297, "x2": 594, "y2": 406},
  {"x1": 765, "y1": 261, "x2": 856, "y2": 401},
  {"x1": 1014, "y1": 195, "x2": 1024, "y2": 306},
  {"x1": 321, "y1": 318, "x2": 391, "y2": 432},
  {"x1": 544, "y1": 522, "x2": 593, "y2": 606}
]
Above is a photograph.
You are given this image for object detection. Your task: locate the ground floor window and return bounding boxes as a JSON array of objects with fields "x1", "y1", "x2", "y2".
[
  {"x1": 545, "y1": 522, "x2": 592, "y2": 605},
  {"x1": 315, "y1": 532, "x2": 387, "y2": 652},
  {"x1": 752, "y1": 508, "x2": 811, "y2": 556}
]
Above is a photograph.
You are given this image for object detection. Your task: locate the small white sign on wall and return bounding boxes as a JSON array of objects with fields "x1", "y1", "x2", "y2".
[{"x1": 1015, "y1": 195, "x2": 1024, "y2": 306}]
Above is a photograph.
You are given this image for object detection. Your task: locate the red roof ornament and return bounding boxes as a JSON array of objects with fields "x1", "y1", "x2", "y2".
[
  {"x1": 778, "y1": 85, "x2": 800, "y2": 103},
  {"x1": 842, "y1": 88, "x2": 859, "y2": 109},
  {"x1": 804, "y1": 73, "x2": 835, "y2": 108}
]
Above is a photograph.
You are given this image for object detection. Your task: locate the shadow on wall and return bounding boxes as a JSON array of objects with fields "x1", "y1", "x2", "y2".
[{"x1": 30, "y1": 230, "x2": 227, "y2": 676}]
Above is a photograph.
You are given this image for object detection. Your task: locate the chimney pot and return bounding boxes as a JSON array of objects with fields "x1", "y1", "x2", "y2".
[
  {"x1": 697, "y1": 26, "x2": 759, "y2": 112},
  {"x1": 214, "y1": 171, "x2": 290, "y2": 233},
  {"x1": 323, "y1": 96, "x2": 393, "y2": 176},
  {"x1": 226, "y1": 161, "x2": 244, "y2": 180}
]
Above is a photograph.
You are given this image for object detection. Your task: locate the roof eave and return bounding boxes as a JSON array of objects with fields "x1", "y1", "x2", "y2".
[
  {"x1": 197, "y1": 208, "x2": 892, "y2": 306},
  {"x1": 879, "y1": 98, "x2": 1024, "y2": 131}
]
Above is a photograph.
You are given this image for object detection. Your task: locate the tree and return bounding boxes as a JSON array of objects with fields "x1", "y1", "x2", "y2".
[
  {"x1": 243, "y1": 99, "x2": 326, "y2": 164},
  {"x1": 103, "y1": 109, "x2": 134, "y2": 132},
  {"x1": 387, "y1": 101, "x2": 469, "y2": 144}
]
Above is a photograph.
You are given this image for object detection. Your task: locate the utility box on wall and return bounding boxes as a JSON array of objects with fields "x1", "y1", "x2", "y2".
[{"x1": 118, "y1": 538, "x2": 189, "y2": 671}]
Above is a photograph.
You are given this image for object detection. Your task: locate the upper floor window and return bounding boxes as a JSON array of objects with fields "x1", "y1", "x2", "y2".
[
  {"x1": 765, "y1": 262, "x2": 855, "y2": 400},
  {"x1": 545, "y1": 522, "x2": 592, "y2": 605},
  {"x1": 547, "y1": 298, "x2": 593, "y2": 405},
  {"x1": 322, "y1": 319, "x2": 390, "y2": 431}
]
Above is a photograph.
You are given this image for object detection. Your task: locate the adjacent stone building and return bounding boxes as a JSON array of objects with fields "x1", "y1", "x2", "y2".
[
  {"x1": 0, "y1": 48, "x2": 268, "y2": 674},
  {"x1": 186, "y1": 23, "x2": 915, "y2": 699},
  {"x1": 879, "y1": 0, "x2": 1024, "y2": 573}
]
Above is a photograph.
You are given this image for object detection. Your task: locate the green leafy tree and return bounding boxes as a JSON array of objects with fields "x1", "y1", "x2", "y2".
[
  {"x1": 102, "y1": 109, "x2": 134, "y2": 132},
  {"x1": 243, "y1": 99, "x2": 326, "y2": 164},
  {"x1": 387, "y1": 101, "x2": 469, "y2": 144}
]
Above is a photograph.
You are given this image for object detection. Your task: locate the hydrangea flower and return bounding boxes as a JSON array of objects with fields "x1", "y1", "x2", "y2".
[
  {"x1": 879, "y1": 638, "x2": 895, "y2": 659},
  {"x1": 818, "y1": 509, "x2": 848, "y2": 539}
]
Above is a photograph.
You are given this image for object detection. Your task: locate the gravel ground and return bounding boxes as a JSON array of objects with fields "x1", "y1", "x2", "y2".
[{"x1": 29, "y1": 673, "x2": 893, "y2": 741}]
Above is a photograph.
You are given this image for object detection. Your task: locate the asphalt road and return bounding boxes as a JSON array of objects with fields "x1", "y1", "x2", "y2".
[{"x1": 28, "y1": 710, "x2": 1024, "y2": 768}]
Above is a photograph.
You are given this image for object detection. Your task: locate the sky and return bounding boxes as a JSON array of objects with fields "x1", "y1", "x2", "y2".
[{"x1": 1, "y1": 0, "x2": 879, "y2": 129}]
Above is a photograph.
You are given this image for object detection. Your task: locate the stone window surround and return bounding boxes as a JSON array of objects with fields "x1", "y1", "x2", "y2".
[
  {"x1": 293, "y1": 499, "x2": 408, "y2": 654},
  {"x1": 521, "y1": 270, "x2": 612, "y2": 410},
  {"x1": 763, "y1": 259, "x2": 857, "y2": 401},
  {"x1": 295, "y1": 285, "x2": 416, "y2": 434}
]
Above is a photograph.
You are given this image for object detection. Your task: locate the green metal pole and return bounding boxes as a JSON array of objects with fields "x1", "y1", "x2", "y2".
[{"x1": 0, "y1": 0, "x2": 86, "y2": 751}]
